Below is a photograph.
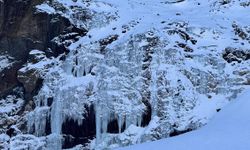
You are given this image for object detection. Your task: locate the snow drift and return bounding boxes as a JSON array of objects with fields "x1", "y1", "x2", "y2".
[{"x1": 122, "y1": 88, "x2": 250, "y2": 150}]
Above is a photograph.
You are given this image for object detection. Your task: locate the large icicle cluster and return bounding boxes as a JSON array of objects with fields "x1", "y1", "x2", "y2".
[{"x1": 4, "y1": 0, "x2": 250, "y2": 149}]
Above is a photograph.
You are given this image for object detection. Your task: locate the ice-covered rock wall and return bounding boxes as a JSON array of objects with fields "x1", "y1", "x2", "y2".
[{"x1": 1, "y1": 0, "x2": 250, "y2": 149}]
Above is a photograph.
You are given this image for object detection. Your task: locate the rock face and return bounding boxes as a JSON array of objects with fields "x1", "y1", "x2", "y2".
[
  {"x1": 223, "y1": 47, "x2": 250, "y2": 63},
  {"x1": 0, "y1": 61, "x2": 22, "y2": 97},
  {"x1": 0, "y1": 0, "x2": 68, "y2": 59},
  {"x1": 17, "y1": 50, "x2": 47, "y2": 101},
  {"x1": 1, "y1": 0, "x2": 250, "y2": 150},
  {"x1": 0, "y1": 0, "x2": 86, "y2": 98}
]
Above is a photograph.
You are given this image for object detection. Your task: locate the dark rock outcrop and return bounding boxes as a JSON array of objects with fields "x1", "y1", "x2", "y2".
[
  {"x1": 17, "y1": 50, "x2": 47, "y2": 101},
  {"x1": 0, "y1": 0, "x2": 87, "y2": 98},
  {"x1": 0, "y1": 60, "x2": 23, "y2": 97},
  {"x1": 223, "y1": 47, "x2": 250, "y2": 63},
  {"x1": 62, "y1": 105, "x2": 96, "y2": 149}
]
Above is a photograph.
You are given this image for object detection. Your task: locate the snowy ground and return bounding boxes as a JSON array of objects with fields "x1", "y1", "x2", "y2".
[{"x1": 121, "y1": 88, "x2": 250, "y2": 150}]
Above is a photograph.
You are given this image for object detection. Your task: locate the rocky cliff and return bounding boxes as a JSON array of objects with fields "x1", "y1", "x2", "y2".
[
  {"x1": 0, "y1": 0, "x2": 250, "y2": 150},
  {"x1": 0, "y1": 0, "x2": 86, "y2": 98}
]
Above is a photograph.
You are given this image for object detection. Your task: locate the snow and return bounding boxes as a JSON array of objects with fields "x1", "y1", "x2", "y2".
[
  {"x1": 36, "y1": 4, "x2": 55, "y2": 14},
  {"x1": 9, "y1": 135, "x2": 46, "y2": 150},
  {"x1": 0, "y1": 55, "x2": 13, "y2": 72},
  {"x1": 0, "y1": 96, "x2": 24, "y2": 114},
  {"x1": 121, "y1": 88, "x2": 250, "y2": 150},
  {"x1": 29, "y1": 50, "x2": 45, "y2": 55},
  {"x1": 0, "y1": 134, "x2": 10, "y2": 149}
]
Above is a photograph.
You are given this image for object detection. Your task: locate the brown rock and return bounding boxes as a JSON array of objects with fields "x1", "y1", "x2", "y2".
[
  {"x1": 0, "y1": 0, "x2": 86, "y2": 97},
  {"x1": 17, "y1": 68, "x2": 40, "y2": 94}
]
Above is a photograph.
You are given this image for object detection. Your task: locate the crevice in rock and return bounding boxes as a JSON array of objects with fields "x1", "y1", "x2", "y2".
[
  {"x1": 169, "y1": 128, "x2": 193, "y2": 137},
  {"x1": 45, "y1": 117, "x2": 51, "y2": 135},
  {"x1": 62, "y1": 105, "x2": 96, "y2": 149},
  {"x1": 141, "y1": 104, "x2": 152, "y2": 127},
  {"x1": 107, "y1": 118, "x2": 125, "y2": 133}
]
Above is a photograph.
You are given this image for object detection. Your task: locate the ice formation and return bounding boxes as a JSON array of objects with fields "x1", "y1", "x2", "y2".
[{"x1": 2, "y1": 0, "x2": 250, "y2": 149}]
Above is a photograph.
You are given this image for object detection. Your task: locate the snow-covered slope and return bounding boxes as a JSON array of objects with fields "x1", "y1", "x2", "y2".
[{"x1": 121, "y1": 88, "x2": 250, "y2": 150}]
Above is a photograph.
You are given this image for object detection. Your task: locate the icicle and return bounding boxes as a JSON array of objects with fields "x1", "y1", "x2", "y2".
[
  {"x1": 34, "y1": 107, "x2": 50, "y2": 136},
  {"x1": 27, "y1": 112, "x2": 35, "y2": 134},
  {"x1": 125, "y1": 114, "x2": 132, "y2": 129},
  {"x1": 95, "y1": 105, "x2": 101, "y2": 144},
  {"x1": 51, "y1": 95, "x2": 62, "y2": 135},
  {"x1": 137, "y1": 114, "x2": 142, "y2": 127},
  {"x1": 77, "y1": 118, "x2": 83, "y2": 126},
  {"x1": 101, "y1": 109, "x2": 108, "y2": 136},
  {"x1": 27, "y1": 107, "x2": 50, "y2": 137},
  {"x1": 63, "y1": 51, "x2": 75, "y2": 75},
  {"x1": 50, "y1": 90, "x2": 63, "y2": 149},
  {"x1": 63, "y1": 58, "x2": 74, "y2": 76},
  {"x1": 118, "y1": 114, "x2": 124, "y2": 133},
  {"x1": 77, "y1": 66, "x2": 83, "y2": 77},
  {"x1": 150, "y1": 53, "x2": 158, "y2": 118}
]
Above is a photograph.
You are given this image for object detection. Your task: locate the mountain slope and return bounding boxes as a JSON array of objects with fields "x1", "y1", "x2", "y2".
[
  {"x1": 122, "y1": 88, "x2": 250, "y2": 150},
  {"x1": 0, "y1": 0, "x2": 250, "y2": 149}
]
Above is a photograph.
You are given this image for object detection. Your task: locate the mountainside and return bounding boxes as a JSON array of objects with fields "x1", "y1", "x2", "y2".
[
  {"x1": 0, "y1": 0, "x2": 250, "y2": 149},
  {"x1": 121, "y1": 88, "x2": 250, "y2": 150}
]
